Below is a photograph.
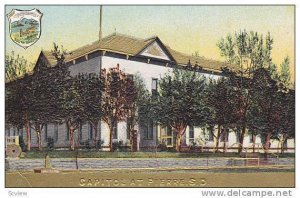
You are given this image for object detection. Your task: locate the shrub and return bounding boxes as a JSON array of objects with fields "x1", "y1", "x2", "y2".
[
  {"x1": 46, "y1": 137, "x2": 54, "y2": 151},
  {"x1": 96, "y1": 139, "x2": 104, "y2": 150},
  {"x1": 112, "y1": 141, "x2": 124, "y2": 152},
  {"x1": 157, "y1": 143, "x2": 167, "y2": 152},
  {"x1": 189, "y1": 141, "x2": 197, "y2": 151},
  {"x1": 18, "y1": 135, "x2": 26, "y2": 152},
  {"x1": 84, "y1": 140, "x2": 91, "y2": 150}
]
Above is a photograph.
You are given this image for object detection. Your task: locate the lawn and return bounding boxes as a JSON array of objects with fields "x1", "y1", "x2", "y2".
[{"x1": 20, "y1": 150, "x2": 295, "y2": 159}]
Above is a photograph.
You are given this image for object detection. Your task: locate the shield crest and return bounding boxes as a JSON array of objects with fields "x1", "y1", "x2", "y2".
[{"x1": 7, "y1": 9, "x2": 43, "y2": 49}]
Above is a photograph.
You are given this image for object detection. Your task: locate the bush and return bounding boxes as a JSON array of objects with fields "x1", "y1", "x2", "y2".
[
  {"x1": 189, "y1": 141, "x2": 197, "y2": 151},
  {"x1": 112, "y1": 140, "x2": 124, "y2": 152},
  {"x1": 46, "y1": 137, "x2": 54, "y2": 151},
  {"x1": 157, "y1": 143, "x2": 167, "y2": 152},
  {"x1": 19, "y1": 135, "x2": 26, "y2": 152},
  {"x1": 84, "y1": 140, "x2": 91, "y2": 150},
  {"x1": 96, "y1": 139, "x2": 104, "y2": 150}
]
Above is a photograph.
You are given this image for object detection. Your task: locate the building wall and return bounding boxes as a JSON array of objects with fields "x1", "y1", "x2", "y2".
[
  {"x1": 68, "y1": 56, "x2": 101, "y2": 76},
  {"x1": 5, "y1": 54, "x2": 295, "y2": 152}
]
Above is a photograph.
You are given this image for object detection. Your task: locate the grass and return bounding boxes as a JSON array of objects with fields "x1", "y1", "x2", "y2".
[{"x1": 20, "y1": 150, "x2": 295, "y2": 159}]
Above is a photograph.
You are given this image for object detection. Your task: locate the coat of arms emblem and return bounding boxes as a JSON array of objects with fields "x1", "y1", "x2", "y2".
[{"x1": 7, "y1": 9, "x2": 42, "y2": 49}]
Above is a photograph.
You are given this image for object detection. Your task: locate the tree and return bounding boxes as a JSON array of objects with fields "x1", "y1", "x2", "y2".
[
  {"x1": 5, "y1": 51, "x2": 33, "y2": 81},
  {"x1": 48, "y1": 43, "x2": 87, "y2": 151},
  {"x1": 280, "y1": 56, "x2": 291, "y2": 86},
  {"x1": 60, "y1": 75, "x2": 87, "y2": 150},
  {"x1": 80, "y1": 73, "x2": 103, "y2": 147},
  {"x1": 276, "y1": 89, "x2": 295, "y2": 153},
  {"x1": 248, "y1": 68, "x2": 281, "y2": 156},
  {"x1": 126, "y1": 74, "x2": 151, "y2": 151},
  {"x1": 206, "y1": 77, "x2": 236, "y2": 152},
  {"x1": 5, "y1": 52, "x2": 33, "y2": 150},
  {"x1": 217, "y1": 30, "x2": 275, "y2": 153},
  {"x1": 101, "y1": 65, "x2": 137, "y2": 151},
  {"x1": 5, "y1": 75, "x2": 32, "y2": 151},
  {"x1": 275, "y1": 57, "x2": 294, "y2": 153},
  {"x1": 153, "y1": 68, "x2": 211, "y2": 151}
]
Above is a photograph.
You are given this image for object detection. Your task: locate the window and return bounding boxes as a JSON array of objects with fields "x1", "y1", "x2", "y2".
[
  {"x1": 208, "y1": 126, "x2": 214, "y2": 141},
  {"x1": 126, "y1": 118, "x2": 132, "y2": 140},
  {"x1": 6, "y1": 129, "x2": 9, "y2": 136},
  {"x1": 54, "y1": 123, "x2": 59, "y2": 142},
  {"x1": 79, "y1": 123, "x2": 83, "y2": 141},
  {"x1": 249, "y1": 134, "x2": 254, "y2": 143},
  {"x1": 236, "y1": 130, "x2": 240, "y2": 143},
  {"x1": 152, "y1": 78, "x2": 158, "y2": 94},
  {"x1": 189, "y1": 126, "x2": 194, "y2": 139},
  {"x1": 160, "y1": 125, "x2": 173, "y2": 146},
  {"x1": 19, "y1": 128, "x2": 23, "y2": 138},
  {"x1": 89, "y1": 123, "x2": 93, "y2": 140},
  {"x1": 44, "y1": 124, "x2": 48, "y2": 141},
  {"x1": 112, "y1": 120, "x2": 118, "y2": 139},
  {"x1": 189, "y1": 126, "x2": 194, "y2": 143},
  {"x1": 144, "y1": 121, "x2": 154, "y2": 140}
]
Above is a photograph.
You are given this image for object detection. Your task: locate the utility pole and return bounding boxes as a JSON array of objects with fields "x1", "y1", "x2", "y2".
[{"x1": 99, "y1": 5, "x2": 102, "y2": 40}]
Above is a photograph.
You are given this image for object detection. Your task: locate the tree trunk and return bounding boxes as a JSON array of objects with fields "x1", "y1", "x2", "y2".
[
  {"x1": 108, "y1": 126, "x2": 113, "y2": 152},
  {"x1": 215, "y1": 124, "x2": 221, "y2": 152},
  {"x1": 26, "y1": 121, "x2": 31, "y2": 151},
  {"x1": 263, "y1": 132, "x2": 271, "y2": 158},
  {"x1": 175, "y1": 133, "x2": 182, "y2": 152},
  {"x1": 36, "y1": 128, "x2": 42, "y2": 151},
  {"x1": 280, "y1": 135, "x2": 287, "y2": 154},
  {"x1": 175, "y1": 126, "x2": 187, "y2": 152},
  {"x1": 93, "y1": 122, "x2": 98, "y2": 148},
  {"x1": 129, "y1": 128, "x2": 134, "y2": 152},
  {"x1": 280, "y1": 141, "x2": 285, "y2": 154},
  {"x1": 238, "y1": 125, "x2": 246, "y2": 154},
  {"x1": 252, "y1": 134, "x2": 256, "y2": 153},
  {"x1": 69, "y1": 127, "x2": 75, "y2": 151}
]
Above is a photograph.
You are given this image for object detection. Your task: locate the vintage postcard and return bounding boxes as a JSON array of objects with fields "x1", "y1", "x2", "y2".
[{"x1": 4, "y1": 4, "x2": 295, "y2": 190}]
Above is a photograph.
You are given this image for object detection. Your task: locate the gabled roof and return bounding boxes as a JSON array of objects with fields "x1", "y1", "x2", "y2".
[{"x1": 37, "y1": 33, "x2": 229, "y2": 72}]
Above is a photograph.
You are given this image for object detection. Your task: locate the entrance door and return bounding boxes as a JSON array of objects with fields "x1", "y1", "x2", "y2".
[{"x1": 160, "y1": 126, "x2": 173, "y2": 147}]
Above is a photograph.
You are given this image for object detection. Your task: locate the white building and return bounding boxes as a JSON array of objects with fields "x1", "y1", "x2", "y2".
[{"x1": 5, "y1": 33, "x2": 295, "y2": 153}]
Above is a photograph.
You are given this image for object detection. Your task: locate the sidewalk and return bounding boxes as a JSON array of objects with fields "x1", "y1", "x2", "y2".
[{"x1": 6, "y1": 157, "x2": 295, "y2": 171}]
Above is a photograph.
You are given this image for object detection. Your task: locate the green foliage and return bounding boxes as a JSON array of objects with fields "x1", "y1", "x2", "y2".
[
  {"x1": 157, "y1": 143, "x2": 167, "y2": 152},
  {"x1": 216, "y1": 30, "x2": 285, "y2": 153},
  {"x1": 189, "y1": 141, "x2": 197, "y2": 151},
  {"x1": 96, "y1": 139, "x2": 105, "y2": 150},
  {"x1": 155, "y1": 68, "x2": 210, "y2": 127},
  {"x1": 217, "y1": 30, "x2": 275, "y2": 72},
  {"x1": 83, "y1": 140, "x2": 92, "y2": 150},
  {"x1": 276, "y1": 90, "x2": 295, "y2": 140},
  {"x1": 101, "y1": 66, "x2": 141, "y2": 151},
  {"x1": 112, "y1": 141, "x2": 124, "y2": 152},
  {"x1": 280, "y1": 56, "x2": 291, "y2": 86},
  {"x1": 5, "y1": 51, "x2": 33, "y2": 81},
  {"x1": 206, "y1": 77, "x2": 236, "y2": 127},
  {"x1": 153, "y1": 68, "x2": 211, "y2": 150},
  {"x1": 18, "y1": 135, "x2": 26, "y2": 152},
  {"x1": 46, "y1": 137, "x2": 54, "y2": 151},
  {"x1": 248, "y1": 68, "x2": 280, "y2": 137}
]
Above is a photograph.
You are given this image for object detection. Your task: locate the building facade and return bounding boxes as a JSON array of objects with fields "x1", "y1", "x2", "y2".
[{"x1": 5, "y1": 33, "x2": 295, "y2": 153}]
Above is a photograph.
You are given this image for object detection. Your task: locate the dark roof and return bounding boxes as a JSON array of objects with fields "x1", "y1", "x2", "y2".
[{"x1": 41, "y1": 33, "x2": 230, "y2": 72}]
